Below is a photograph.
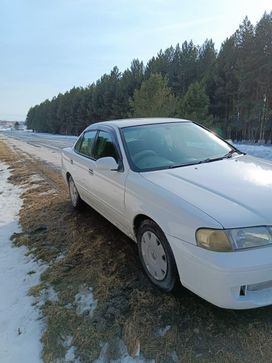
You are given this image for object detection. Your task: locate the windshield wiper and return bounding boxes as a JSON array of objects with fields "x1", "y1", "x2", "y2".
[
  {"x1": 199, "y1": 149, "x2": 245, "y2": 164},
  {"x1": 168, "y1": 161, "x2": 202, "y2": 169},
  {"x1": 223, "y1": 149, "x2": 239, "y2": 158},
  {"x1": 223, "y1": 149, "x2": 246, "y2": 158},
  {"x1": 168, "y1": 149, "x2": 245, "y2": 169},
  {"x1": 169, "y1": 155, "x2": 232, "y2": 169},
  {"x1": 198, "y1": 156, "x2": 226, "y2": 164}
]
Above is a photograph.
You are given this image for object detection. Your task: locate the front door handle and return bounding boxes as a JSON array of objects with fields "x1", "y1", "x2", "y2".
[
  {"x1": 88, "y1": 168, "x2": 94, "y2": 175},
  {"x1": 70, "y1": 159, "x2": 73, "y2": 165}
]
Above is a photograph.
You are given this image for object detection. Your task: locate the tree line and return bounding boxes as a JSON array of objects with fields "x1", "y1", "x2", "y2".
[{"x1": 26, "y1": 12, "x2": 272, "y2": 142}]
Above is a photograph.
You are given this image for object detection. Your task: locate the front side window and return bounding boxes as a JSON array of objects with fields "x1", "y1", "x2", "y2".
[
  {"x1": 94, "y1": 131, "x2": 119, "y2": 162},
  {"x1": 121, "y1": 122, "x2": 237, "y2": 172},
  {"x1": 78, "y1": 130, "x2": 97, "y2": 158}
]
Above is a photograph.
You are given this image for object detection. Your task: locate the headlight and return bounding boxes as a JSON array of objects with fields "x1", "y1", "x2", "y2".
[
  {"x1": 227, "y1": 226, "x2": 272, "y2": 250},
  {"x1": 196, "y1": 229, "x2": 232, "y2": 252},
  {"x1": 196, "y1": 227, "x2": 272, "y2": 252}
]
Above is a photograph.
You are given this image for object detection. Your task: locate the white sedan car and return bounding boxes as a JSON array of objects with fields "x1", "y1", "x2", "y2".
[{"x1": 61, "y1": 118, "x2": 272, "y2": 309}]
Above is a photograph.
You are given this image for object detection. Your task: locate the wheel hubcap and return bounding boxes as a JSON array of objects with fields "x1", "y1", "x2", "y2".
[
  {"x1": 69, "y1": 179, "x2": 78, "y2": 206},
  {"x1": 141, "y1": 231, "x2": 167, "y2": 280}
]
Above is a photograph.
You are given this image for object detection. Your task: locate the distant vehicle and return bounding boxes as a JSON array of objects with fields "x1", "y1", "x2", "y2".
[{"x1": 61, "y1": 118, "x2": 272, "y2": 309}]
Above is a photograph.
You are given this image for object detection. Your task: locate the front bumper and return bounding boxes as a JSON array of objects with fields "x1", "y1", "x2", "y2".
[{"x1": 168, "y1": 234, "x2": 272, "y2": 309}]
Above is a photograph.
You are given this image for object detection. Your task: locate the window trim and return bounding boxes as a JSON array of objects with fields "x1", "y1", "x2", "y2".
[
  {"x1": 93, "y1": 130, "x2": 120, "y2": 162},
  {"x1": 97, "y1": 126, "x2": 124, "y2": 171},
  {"x1": 74, "y1": 129, "x2": 98, "y2": 160},
  {"x1": 74, "y1": 125, "x2": 124, "y2": 172}
]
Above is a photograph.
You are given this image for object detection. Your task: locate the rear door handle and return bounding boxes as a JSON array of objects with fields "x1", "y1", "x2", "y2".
[
  {"x1": 88, "y1": 168, "x2": 94, "y2": 175},
  {"x1": 70, "y1": 159, "x2": 73, "y2": 165}
]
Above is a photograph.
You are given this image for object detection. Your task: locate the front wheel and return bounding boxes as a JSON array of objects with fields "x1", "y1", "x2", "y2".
[
  {"x1": 68, "y1": 176, "x2": 83, "y2": 209},
  {"x1": 137, "y1": 220, "x2": 179, "y2": 292}
]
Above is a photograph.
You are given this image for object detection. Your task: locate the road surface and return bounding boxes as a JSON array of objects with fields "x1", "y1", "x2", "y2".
[
  {"x1": 1, "y1": 130, "x2": 77, "y2": 151},
  {"x1": 0, "y1": 131, "x2": 78, "y2": 169}
]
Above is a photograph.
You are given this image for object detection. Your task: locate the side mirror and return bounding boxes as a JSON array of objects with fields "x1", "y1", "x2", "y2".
[{"x1": 96, "y1": 157, "x2": 119, "y2": 171}]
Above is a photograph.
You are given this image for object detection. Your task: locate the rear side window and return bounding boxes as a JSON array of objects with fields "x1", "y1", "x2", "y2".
[
  {"x1": 94, "y1": 131, "x2": 119, "y2": 162},
  {"x1": 78, "y1": 130, "x2": 97, "y2": 158}
]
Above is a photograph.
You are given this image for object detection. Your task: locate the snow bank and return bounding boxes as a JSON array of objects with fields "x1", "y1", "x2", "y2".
[{"x1": 0, "y1": 162, "x2": 46, "y2": 363}]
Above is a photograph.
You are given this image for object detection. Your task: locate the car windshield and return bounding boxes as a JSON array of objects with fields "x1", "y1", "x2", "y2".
[{"x1": 121, "y1": 122, "x2": 238, "y2": 172}]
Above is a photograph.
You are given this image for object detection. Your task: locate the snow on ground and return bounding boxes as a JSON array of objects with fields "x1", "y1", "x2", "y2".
[
  {"x1": 156, "y1": 325, "x2": 171, "y2": 337},
  {"x1": 38, "y1": 284, "x2": 59, "y2": 305},
  {"x1": 29, "y1": 174, "x2": 45, "y2": 183},
  {"x1": 93, "y1": 339, "x2": 155, "y2": 363},
  {"x1": 234, "y1": 143, "x2": 272, "y2": 161},
  {"x1": 0, "y1": 162, "x2": 46, "y2": 363},
  {"x1": 74, "y1": 286, "x2": 97, "y2": 318},
  {"x1": 62, "y1": 336, "x2": 81, "y2": 363}
]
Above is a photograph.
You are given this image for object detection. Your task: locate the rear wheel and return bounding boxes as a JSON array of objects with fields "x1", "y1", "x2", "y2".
[
  {"x1": 137, "y1": 219, "x2": 179, "y2": 292},
  {"x1": 68, "y1": 176, "x2": 83, "y2": 209}
]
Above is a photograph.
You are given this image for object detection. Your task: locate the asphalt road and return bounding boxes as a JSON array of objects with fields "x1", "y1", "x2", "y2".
[{"x1": 1, "y1": 130, "x2": 77, "y2": 151}]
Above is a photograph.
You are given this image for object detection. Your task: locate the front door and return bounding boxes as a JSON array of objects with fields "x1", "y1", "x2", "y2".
[{"x1": 91, "y1": 130, "x2": 128, "y2": 231}]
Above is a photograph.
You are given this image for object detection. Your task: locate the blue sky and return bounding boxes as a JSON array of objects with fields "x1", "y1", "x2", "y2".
[{"x1": 1, "y1": 0, "x2": 271, "y2": 121}]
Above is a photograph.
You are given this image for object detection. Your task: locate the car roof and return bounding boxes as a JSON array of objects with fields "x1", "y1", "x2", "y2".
[{"x1": 86, "y1": 117, "x2": 191, "y2": 130}]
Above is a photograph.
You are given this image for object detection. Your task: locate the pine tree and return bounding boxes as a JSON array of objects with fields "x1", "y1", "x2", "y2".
[
  {"x1": 25, "y1": 12, "x2": 272, "y2": 141},
  {"x1": 178, "y1": 81, "x2": 212, "y2": 127},
  {"x1": 129, "y1": 74, "x2": 177, "y2": 117}
]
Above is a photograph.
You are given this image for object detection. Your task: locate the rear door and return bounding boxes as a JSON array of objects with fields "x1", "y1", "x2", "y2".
[{"x1": 71, "y1": 129, "x2": 98, "y2": 204}]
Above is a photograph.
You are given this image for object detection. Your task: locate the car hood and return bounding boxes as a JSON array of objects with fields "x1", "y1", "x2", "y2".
[{"x1": 142, "y1": 155, "x2": 272, "y2": 228}]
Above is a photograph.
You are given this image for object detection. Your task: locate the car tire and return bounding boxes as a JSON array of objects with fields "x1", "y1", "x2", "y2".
[
  {"x1": 137, "y1": 219, "x2": 179, "y2": 292},
  {"x1": 68, "y1": 176, "x2": 83, "y2": 209}
]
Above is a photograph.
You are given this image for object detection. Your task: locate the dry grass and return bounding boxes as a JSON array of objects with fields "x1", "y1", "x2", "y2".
[{"x1": 1, "y1": 139, "x2": 272, "y2": 363}]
